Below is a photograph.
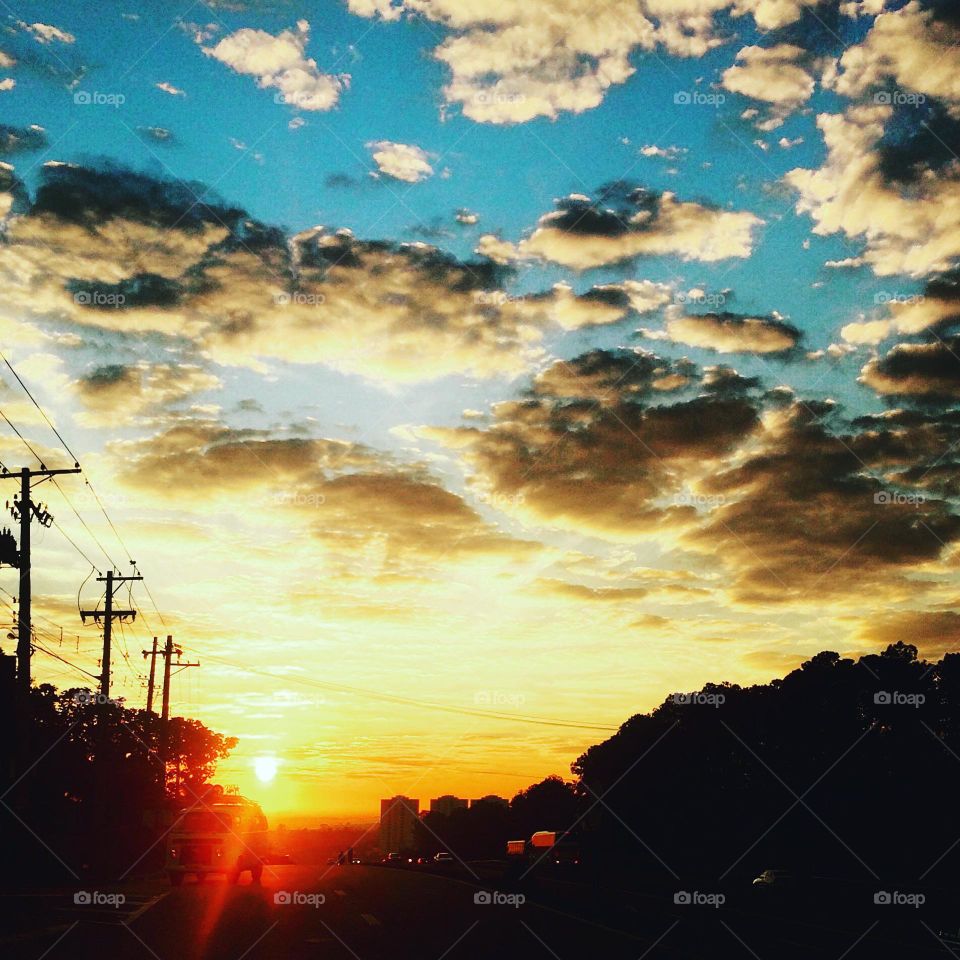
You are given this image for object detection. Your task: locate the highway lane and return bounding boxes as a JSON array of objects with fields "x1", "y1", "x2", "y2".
[{"x1": 3, "y1": 862, "x2": 955, "y2": 960}]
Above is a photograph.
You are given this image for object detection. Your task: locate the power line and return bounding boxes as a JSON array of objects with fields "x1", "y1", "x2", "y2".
[
  {"x1": 179, "y1": 645, "x2": 618, "y2": 732},
  {"x1": 0, "y1": 407, "x2": 45, "y2": 466},
  {"x1": 0, "y1": 349, "x2": 81, "y2": 466}
]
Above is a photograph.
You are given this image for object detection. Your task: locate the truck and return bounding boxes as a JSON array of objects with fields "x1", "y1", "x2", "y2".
[
  {"x1": 506, "y1": 831, "x2": 581, "y2": 866},
  {"x1": 165, "y1": 796, "x2": 270, "y2": 886}
]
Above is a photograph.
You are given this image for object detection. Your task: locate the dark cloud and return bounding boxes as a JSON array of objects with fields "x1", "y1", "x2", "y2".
[
  {"x1": 860, "y1": 338, "x2": 960, "y2": 399},
  {"x1": 0, "y1": 123, "x2": 47, "y2": 155}
]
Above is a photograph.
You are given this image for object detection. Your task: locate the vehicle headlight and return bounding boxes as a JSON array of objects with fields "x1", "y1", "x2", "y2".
[{"x1": 169, "y1": 847, "x2": 179, "y2": 860}]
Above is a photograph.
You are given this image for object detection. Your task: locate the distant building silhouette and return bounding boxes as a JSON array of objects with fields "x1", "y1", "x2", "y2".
[
  {"x1": 379, "y1": 795, "x2": 419, "y2": 852},
  {"x1": 430, "y1": 794, "x2": 468, "y2": 816},
  {"x1": 469, "y1": 794, "x2": 508, "y2": 808}
]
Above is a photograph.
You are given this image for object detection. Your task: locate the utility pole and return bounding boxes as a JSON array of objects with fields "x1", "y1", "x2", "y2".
[
  {"x1": 158, "y1": 635, "x2": 199, "y2": 789},
  {"x1": 143, "y1": 636, "x2": 158, "y2": 713},
  {"x1": 1, "y1": 465, "x2": 81, "y2": 692},
  {"x1": 80, "y1": 568, "x2": 141, "y2": 698}
]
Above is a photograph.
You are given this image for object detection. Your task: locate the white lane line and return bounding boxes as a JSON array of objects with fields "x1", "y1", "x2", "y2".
[
  {"x1": 360, "y1": 913, "x2": 381, "y2": 926},
  {"x1": 127, "y1": 894, "x2": 166, "y2": 924}
]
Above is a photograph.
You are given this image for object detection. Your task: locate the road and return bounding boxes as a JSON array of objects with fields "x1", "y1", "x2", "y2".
[{"x1": 2, "y1": 862, "x2": 956, "y2": 960}]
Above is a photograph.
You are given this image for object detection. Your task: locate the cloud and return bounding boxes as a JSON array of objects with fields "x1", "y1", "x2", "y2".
[
  {"x1": 155, "y1": 81, "x2": 185, "y2": 96},
  {"x1": 0, "y1": 79, "x2": 14, "y2": 92},
  {"x1": 425, "y1": 348, "x2": 759, "y2": 540},
  {"x1": 19, "y1": 22, "x2": 75, "y2": 44},
  {"x1": 0, "y1": 124, "x2": 47, "y2": 155},
  {"x1": 73, "y1": 362, "x2": 221, "y2": 426},
  {"x1": 480, "y1": 184, "x2": 762, "y2": 270},
  {"x1": 860, "y1": 339, "x2": 960, "y2": 398},
  {"x1": 1, "y1": 163, "x2": 664, "y2": 383},
  {"x1": 786, "y1": 104, "x2": 960, "y2": 277},
  {"x1": 202, "y1": 20, "x2": 347, "y2": 112},
  {"x1": 686, "y1": 401, "x2": 960, "y2": 605},
  {"x1": 662, "y1": 311, "x2": 802, "y2": 355},
  {"x1": 366, "y1": 140, "x2": 433, "y2": 183},
  {"x1": 455, "y1": 209, "x2": 479, "y2": 225},
  {"x1": 137, "y1": 126, "x2": 175, "y2": 145},
  {"x1": 832, "y1": 2, "x2": 960, "y2": 108},
  {"x1": 721, "y1": 44, "x2": 815, "y2": 106},
  {"x1": 859, "y1": 610, "x2": 960, "y2": 657},
  {"x1": 112, "y1": 418, "x2": 536, "y2": 563}
]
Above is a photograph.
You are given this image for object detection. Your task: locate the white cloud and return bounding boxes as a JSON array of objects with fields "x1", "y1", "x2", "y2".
[
  {"x1": 722, "y1": 44, "x2": 814, "y2": 106},
  {"x1": 203, "y1": 21, "x2": 347, "y2": 112},
  {"x1": 787, "y1": 104, "x2": 960, "y2": 277},
  {"x1": 155, "y1": 81, "x2": 186, "y2": 97},
  {"x1": 19, "y1": 21, "x2": 75, "y2": 44},
  {"x1": 0, "y1": 79, "x2": 14, "y2": 92},
  {"x1": 366, "y1": 140, "x2": 434, "y2": 183}
]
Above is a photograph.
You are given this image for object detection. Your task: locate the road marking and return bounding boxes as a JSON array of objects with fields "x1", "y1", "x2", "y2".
[
  {"x1": 127, "y1": 895, "x2": 166, "y2": 924},
  {"x1": 360, "y1": 913, "x2": 380, "y2": 926}
]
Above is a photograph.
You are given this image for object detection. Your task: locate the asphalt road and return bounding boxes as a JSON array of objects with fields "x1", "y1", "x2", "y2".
[{"x1": 2, "y1": 863, "x2": 957, "y2": 960}]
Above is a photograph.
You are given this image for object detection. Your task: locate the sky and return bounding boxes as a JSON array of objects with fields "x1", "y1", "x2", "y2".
[{"x1": 2, "y1": 0, "x2": 960, "y2": 820}]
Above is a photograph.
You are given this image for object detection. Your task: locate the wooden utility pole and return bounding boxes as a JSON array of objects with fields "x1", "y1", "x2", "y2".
[
  {"x1": 158, "y1": 635, "x2": 199, "y2": 788},
  {"x1": 80, "y1": 569, "x2": 141, "y2": 698},
  {"x1": 143, "y1": 636, "x2": 158, "y2": 713},
  {"x1": 1, "y1": 465, "x2": 81, "y2": 692}
]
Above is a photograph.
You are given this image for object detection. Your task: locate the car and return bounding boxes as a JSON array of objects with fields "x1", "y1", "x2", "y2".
[
  {"x1": 165, "y1": 797, "x2": 269, "y2": 886},
  {"x1": 384, "y1": 852, "x2": 402, "y2": 863},
  {"x1": 433, "y1": 852, "x2": 454, "y2": 863}
]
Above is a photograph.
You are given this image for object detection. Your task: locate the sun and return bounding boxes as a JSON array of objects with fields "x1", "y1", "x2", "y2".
[{"x1": 254, "y1": 756, "x2": 279, "y2": 783}]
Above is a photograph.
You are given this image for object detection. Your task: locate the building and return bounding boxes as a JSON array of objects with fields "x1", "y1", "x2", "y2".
[
  {"x1": 379, "y1": 796, "x2": 419, "y2": 852},
  {"x1": 429, "y1": 795, "x2": 468, "y2": 816},
  {"x1": 469, "y1": 794, "x2": 509, "y2": 808}
]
